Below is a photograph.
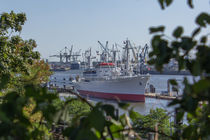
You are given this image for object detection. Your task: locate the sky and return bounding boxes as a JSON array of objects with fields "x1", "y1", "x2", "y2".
[{"x1": 0, "y1": 0, "x2": 209, "y2": 61}]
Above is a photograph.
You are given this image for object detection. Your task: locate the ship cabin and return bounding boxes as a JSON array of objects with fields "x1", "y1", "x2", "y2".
[
  {"x1": 95, "y1": 62, "x2": 116, "y2": 77},
  {"x1": 83, "y1": 62, "x2": 121, "y2": 79}
]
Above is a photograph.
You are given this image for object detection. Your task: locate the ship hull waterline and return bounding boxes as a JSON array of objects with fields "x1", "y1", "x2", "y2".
[
  {"x1": 78, "y1": 90, "x2": 145, "y2": 102},
  {"x1": 75, "y1": 75, "x2": 150, "y2": 102}
]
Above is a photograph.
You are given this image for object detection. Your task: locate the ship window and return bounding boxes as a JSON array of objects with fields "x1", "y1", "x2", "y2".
[
  {"x1": 85, "y1": 80, "x2": 90, "y2": 82},
  {"x1": 139, "y1": 82, "x2": 142, "y2": 85}
]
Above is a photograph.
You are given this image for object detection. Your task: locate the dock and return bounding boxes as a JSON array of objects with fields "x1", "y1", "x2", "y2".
[{"x1": 145, "y1": 93, "x2": 177, "y2": 100}]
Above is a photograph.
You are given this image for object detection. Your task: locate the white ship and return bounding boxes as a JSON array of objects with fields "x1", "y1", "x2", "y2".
[
  {"x1": 74, "y1": 39, "x2": 150, "y2": 102},
  {"x1": 74, "y1": 62, "x2": 149, "y2": 102}
]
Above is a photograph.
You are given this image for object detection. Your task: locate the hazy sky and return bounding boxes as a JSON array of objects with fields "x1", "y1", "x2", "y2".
[{"x1": 1, "y1": 0, "x2": 209, "y2": 61}]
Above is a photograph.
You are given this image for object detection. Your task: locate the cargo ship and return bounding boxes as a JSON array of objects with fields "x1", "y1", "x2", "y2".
[{"x1": 74, "y1": 62, "x2": 149, "y2": 102}]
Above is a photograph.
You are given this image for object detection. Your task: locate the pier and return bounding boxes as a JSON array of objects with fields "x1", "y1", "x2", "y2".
[{"x1": 145, "y1": 93, "x2": 176, "y2": 100}]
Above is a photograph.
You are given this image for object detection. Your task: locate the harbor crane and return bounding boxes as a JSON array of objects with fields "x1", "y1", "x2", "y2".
[
  {"x1": 83, "y1": 48, "x2": 96, "y2": 68},
  {"x1": 139, "y1": 44, "x2": 149, "y2": 64},
  {"x1": 122, "y1": 40, "x2": 139, "y2": 64},
  {"x1": 111, "y1": 44, "x2": 120, "y2": 64},
  {"x1": 49, "y1": 46, "x2": 71, "y2": 63},
  {"x1": 98, "y1": 41, "x2": 112, "y2": 62},
  {"x1": 127, "y1": 41, "x2": 138, "y2": 64},
  {"x1": 71, "y1": 49, "x2": 81, "y2": 62},
  {"x1": 49, "y1": 45, "x2": 81, "y2": 63}
]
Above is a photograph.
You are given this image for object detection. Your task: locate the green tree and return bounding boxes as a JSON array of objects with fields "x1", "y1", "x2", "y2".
[
  {"x1": 148, "y1": 0, "x2": 210, "y2": 139},
  {"x1": 0, "y1": 11, "x2": 59, "y2": 139},
  {"x1": 130, "y1": 108, "x2": 172, "y2": 140},
  {"x1": 0, "y1": 11, "x2": 51, "y2": 93}
]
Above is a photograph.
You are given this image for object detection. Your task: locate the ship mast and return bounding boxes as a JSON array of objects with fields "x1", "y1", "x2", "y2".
[{"x1": 123, "y1": 39, "x2": 133, "y2": 76}]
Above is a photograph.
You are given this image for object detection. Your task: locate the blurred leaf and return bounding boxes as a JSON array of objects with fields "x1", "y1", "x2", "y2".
[
  {"x1": 176, "y1": 110, "x2": 184, "y2": 123},
  {"x1": 191, "y1": 27, "x2": 200, "y2": 37},
  {"x1": 110, "y1": 124, "x2": 123, "y2": 138},
  {"x1": 180, "y1": 37, "x2": 196, "y2": 51},
  {"x1": 168, "y1": 99, "x2": 180, "y2": 106},
  {"x1": 200, "y1": 36, "x2": 207, "y2": 43},
  {"x1": 118, "y1": 102, "x2": 129, "y2": 110},
  {"x1": 195, "y1": 12, "x2": 210, "y2": 27},
  {"x1": 129, "y1": 109, "x2": 142, "y2": 121},
  {"x1": 158, "y1": 0, "x2": 173, "y2": 9},
  {"x1": 158, "y1": 0, "x2": 164, "y2": 9},
  {"x1": 101, "y1": 104, "x2": 116, "y2": 119},
  {"x1": 169, "y1": 79, "x2": 178, "y2": 86},
  {"x1": 192, "y1": 60, "x2": 201, "y2": 76},
  {"x1": 88, "y1": 107, "x2": 106, "y2": 132},
  {"x1": 0, "y1": 73, "x2": 10, "y2": 90},
  {"x1": 193, "y1": 79, "x2": 210, "y2": 93},
  {"x1": 187, "y1": 0, "x2": 194, "y2": 8},
  {"x1": 166, "y1": 0, "x2": 173, "y2": 6},
  {"x1": 149, "y1": 26, "x2": 165, "y2": 33},
  {"x1": 173, "y1": 26, "x2": 183, "y2": 38}
]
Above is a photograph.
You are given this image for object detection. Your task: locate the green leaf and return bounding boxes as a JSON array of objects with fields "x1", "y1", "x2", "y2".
[
  {"x1": 200, "y1": 36, "x2": 207, "y2": 43},
  {"x1": 169, "y1": 79, "x2": 178, "y2": 86},
  {"x1": 0, "y1": 74, "x2": 9, "y2": 89},
  {"x1": 175, "y1": 110, "x2": 184, "y2": 123},
  {"x1": 191, "y1": 27, "x2": 200, "y2": 37},
  {"x1": 192, "y1": 60, "x2": 201, "y2": 76},
  {"x1": 110, "y1": 124, "x2": 123, "y2": 138},
  {"x1": 180, "y1": 37, "x2": 196, "y2": 51},
  {"x1": 168, "y1": 99, "x2": 180, "y2": 106},
  {"x1": 158, "y1": 0, "x2": 173, "y2": 9},
  {"x1": 187, "y1": 0, "x2": 194, "y2": 8},
  {"x1": 193, "y1": 79, "x2": 210, "y2": 93},
  {"x1": 88, "y1": 107, "x2": 106, "y2": 132},
  {"x1": 118, "y1": 102, "x2": 129, "y2": 110},
  {"x1": 129, "y1": 109, "x2": 141, "y2": 121},
  {"x1": 149, "y1": 26, "x2": 165, "y2": 34},
  {"x1": 101, "y1": 104, "x2": 116, "y2": 119},
  {"x1": 195, "y1": 12, "x2": 210, "y2": 27},
  {"x1": 165, "y1": 0, "x2": 173, "y2": 6},
  {"x1": 173, "y1": 26, "x2": 183, "y2": 38},
  {"x1": 158, "y1": 0, "x2": 164, "y2": 9}
]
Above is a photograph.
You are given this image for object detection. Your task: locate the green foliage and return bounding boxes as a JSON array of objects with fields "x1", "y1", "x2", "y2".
[
  {"x1": 158, "y1": 0, "x2": 173, "y2": 9},
  {"x1": 0, "y1": 85, "x2": 58, "y2": 139},
  {"x1": 195, "y1": 13, "x2": 210, "y2": 27},
  {"x1": 149, "y1": 26, "x2": 165, "y2": 33},
  {"x1": 0, "y1": 11, "x2": 26, "y2": 34},
  {"x1": 0, "y1": 11, "x2": 59, "y2": 139},
  {"x1": 62, "y1": 102, "x2": 146, "y2": 140},
  {"x1": 63, "y1": 103, "x2": 118, "y2": 140},
  {"x1": 172, "y1": 26, "x2": 183, "y2": 38},
  {"x1": 157, "y1": 0, "x2": 194, "y2": 9},
  {"x1": 0, "y1": 11, "x2": 42, "y2": 92},
  {"x1": 130, "y1": 108, "x2": 172, "y2": 140},
  {"x1": 149, "y1": 0, "x2": 210, "y2": 139},
  {"x1": 52, "y1": 97, "x2": 91, "y2": 123}
]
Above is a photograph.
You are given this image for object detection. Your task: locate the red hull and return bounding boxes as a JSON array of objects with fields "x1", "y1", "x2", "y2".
[{"x1": 78, "y1": 90, "x2": 145, "y2": 102}]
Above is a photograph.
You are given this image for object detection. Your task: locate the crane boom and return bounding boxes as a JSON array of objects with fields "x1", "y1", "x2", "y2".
[
  {"x1": 98, "y1": 41, "x2": 112, "y2": 57},
  {"x1": 128, "y1": 40, "x2": 138, "y2": 63}
]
